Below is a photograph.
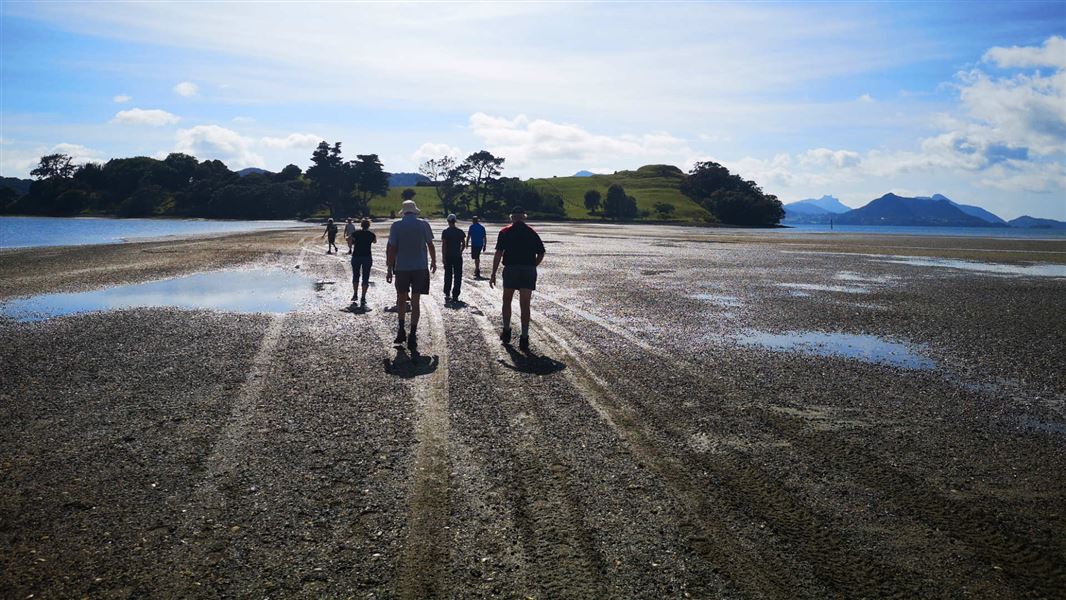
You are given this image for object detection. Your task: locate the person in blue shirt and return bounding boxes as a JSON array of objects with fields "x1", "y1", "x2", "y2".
[{"x1": 466, "y1": 215, "x2": 487, "y2": 279}]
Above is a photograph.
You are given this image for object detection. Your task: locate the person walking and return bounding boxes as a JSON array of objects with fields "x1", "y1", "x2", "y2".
[
  {"x1": 467, "y1": 215, "x2": 487, "y2": 278},
  {"x1": 386, "y1": 200, "x2": 436, "y2": 353},
  {"x1": 344, "y1": 217, "x2": 357, "y2": 255},
  {"x1": 441, "y1": 214, "x2": 467, "y2": 304},
  {"x1": 490, "y1": 206, "x2": 545, "y2": 353},
  {"x1": 350, "y1": 218, "x2": 376, "y2": 306},
  {"x1": 322, "y1": 217, "x2": 339, "y2": 254}
]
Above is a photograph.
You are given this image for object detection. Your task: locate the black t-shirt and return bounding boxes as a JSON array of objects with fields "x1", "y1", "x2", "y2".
[
  {"x1": 326, "y1": 222, "x2": 338, "y2": 237},
  {"x1": 351, "y1": 229, "x2": 376, "y2": 256},
  {"x1": 495, "y1": 222, "x2": 545, "y2": 266},
  {"x1": 441, "y1": 226, "x2": 465, "y2": 258}
]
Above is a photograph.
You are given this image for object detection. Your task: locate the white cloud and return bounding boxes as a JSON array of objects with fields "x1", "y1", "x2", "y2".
[
  {"x1": 799, "y1": 148, "x2": 862, "y2": 169},
  {"x1": 412, "y1": 142, "x2": 463, "y2": 164},
  {"x1": 468, "y1": 112, "x2": 690, "y2": 168},
  {"x1": 174, "y1": 124, "x2": 263, "y2": 168},
  {"x1": 259, "y1": 132, "x2": 322, "y2": 149},
  {"x1": 983, "y1": 36, "x2": 1066, "y2": 69},
  {"x1": 173, "y1": 81, "x2": 199, "y2": 97},
  {"x1": 113, "y1": 94, "x2": 132, "y2": 103},
  {"x1": 111, "y1": 108, "x2": 181, "y2": 126},
  {"x1": 858, "y1": 93, "x2": 874, "y2": 103}
]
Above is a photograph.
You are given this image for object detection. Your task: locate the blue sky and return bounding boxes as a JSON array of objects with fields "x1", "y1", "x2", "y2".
[{"x1": 2, "y1": 1, "x2": 1064, "y2": 219}]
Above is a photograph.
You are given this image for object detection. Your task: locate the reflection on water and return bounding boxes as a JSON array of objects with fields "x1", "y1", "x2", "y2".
[
  {"x1": 1, "y1": 269, "x2": 313, "y2": 321},
  {"x1": 737, "y1": 330, "x2": 936, "y2": 370},
  {"x1": 777, "y1": 283, "x2": 871, "y2": 294},
  {"x1": 693, "y1": 293, "x2": 743, "y2": 307},
  {"x1": 875, "y1": 257, "x2": 1066, "y2": 277}
]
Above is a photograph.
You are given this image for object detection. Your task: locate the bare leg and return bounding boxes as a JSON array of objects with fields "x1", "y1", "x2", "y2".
[
  {"x1": 361, "y1": 281, "x2": 368, "y2": 300},
  {"x1": 410, "y1": 293, "x2": 421, "y2": 330},
  {"x1": 397, "y1": 291, "x2": 408, "y2": 323},
  {"x1": 474, "y1": 256, "x2": 481, "y2": 275},
  {"x1": 501, "y1": 288, "x2": 515, "y2": 330},
  {"x1": 519, "y1": 289, "x2": 532, "y2": 333}
]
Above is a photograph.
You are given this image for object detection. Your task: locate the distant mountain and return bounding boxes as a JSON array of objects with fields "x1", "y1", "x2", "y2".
[
  {"x1": 388, "y1": 172, "x2": 430, "y2": 187},
  {"x1": 573, "y1": 170, "x2": 596, "y2": 177},
  {"x1": 0, "y1": 176, "x2": 33, "y2": 196},
  {"x1": 782, "y1": 195, "x2": 849, "y2": 224},
  {"x1": 1009, "y1": 215, "x2": 1066, "y2": 229},
  {"x1": 237, "y1": 167, "x2": 270, "y2": 177},
  {"x1": 835, "y1": 193, "x2": 996, "y2": 227},
  {"x1": 919, "y1": 194, "x2": 1005, "y2": 224}
]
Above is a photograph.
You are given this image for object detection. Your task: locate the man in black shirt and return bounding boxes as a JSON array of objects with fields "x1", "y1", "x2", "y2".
[
  {"x1": 350, "y1": 219, "x2": 377, "y2": 306},
  {"x1": 490, "y1": 206, "x2": 546, "y2": 352},
  {"x1": 322, "y1": 218, "x2": 339, "y2": 254},
  {"x1": 440, "y1": 213, "x2": 467, "y2": 304}
]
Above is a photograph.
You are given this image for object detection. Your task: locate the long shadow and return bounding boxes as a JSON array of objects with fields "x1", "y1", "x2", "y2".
[
  {"x1": 444, "y1": 299, "x2": 469, "y2": 310},
  {"x1": 341, "y1": 302, "x2": 372, "y2": 315},
  {"x1": 499, "y1": 343, "x2": 566, "y2": 375},
  {"x1": 384, "y1": 349, "x2": 440, "y2": 378}
]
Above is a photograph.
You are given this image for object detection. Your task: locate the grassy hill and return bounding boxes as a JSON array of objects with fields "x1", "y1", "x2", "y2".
[
  {"x1": 527, "y1": 165, "x2": 712, "y2": 222},
  {"x1": 364, "y1": 164, "x2": 711, "y2": 222}
]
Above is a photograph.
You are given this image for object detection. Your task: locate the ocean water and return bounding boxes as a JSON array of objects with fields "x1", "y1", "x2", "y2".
[
  {"x1": 0, "y1": 216, "x2": 311, "y2": 249},
  {"x1": 781, "y1": 223, "x2": 1066, "y2": 239}
]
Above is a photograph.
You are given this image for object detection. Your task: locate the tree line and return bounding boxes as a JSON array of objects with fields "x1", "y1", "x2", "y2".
[{"x1": 1, "y1": 146, "x2": 783, "y2": 226}]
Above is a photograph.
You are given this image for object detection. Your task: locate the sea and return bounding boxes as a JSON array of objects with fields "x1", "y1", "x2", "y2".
[
  {"x1": 0, "y1": 216, "x2": 313, "y2": 249},
  {"x1": 780, "y1": 222, "x2": 1066, "y2": 239}
]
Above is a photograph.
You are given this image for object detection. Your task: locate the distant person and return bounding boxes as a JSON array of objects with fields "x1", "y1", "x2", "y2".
[
  {"x1": 490, "y1": 206, "x2": 545, "y2": 353},
  {"x1": 350, "y1": 218, "x2": 376, "y2": 306},
  {"x1": 441, "y1": 213, "x2": 467, "y2": 304},
  {"x1": 344, "y1": 217, "x2": 357, "y2": 255},
  {"x1": 386, "y1": 200, "x2": 436, "y2": 353},
  {"x1": 322, "y1": 218, "x2": 339, "y2": 254},
  {"x1": 467, "y1": 215, "x2": 487, "y2": 278}
]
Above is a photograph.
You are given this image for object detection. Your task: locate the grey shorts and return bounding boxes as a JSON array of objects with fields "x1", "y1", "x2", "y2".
[
  {"x1": 394, "y1": 269, "x2": 430, "y2": 295},
  {"x1": 502, "y1": 265, "x2": 537, "y2": 290}
]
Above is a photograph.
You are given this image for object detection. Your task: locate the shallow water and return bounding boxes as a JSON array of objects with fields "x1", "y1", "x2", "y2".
[
  {"x1": 693, "y1": 293, "x2": 743, "y2": 307},
  {"x1": 777, "y1": 282, "x2": 871, "y2": 294},
  {"x1": 737, "y1": 330, "x2": 936, "y2": 370},
  {"x1": 0, "y1": 216, "x2": 309, "y2": 249},
  {"x1": 875, "y1": 256, "x2": 1066, "y2": 277},
  {"x1": 0, "y1": 269, "x2": 314, "y2": 321}
]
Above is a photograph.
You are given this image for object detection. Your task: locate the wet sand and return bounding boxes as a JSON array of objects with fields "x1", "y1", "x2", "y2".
[{"x1": 1, "y1": 223, "x2": 1064, "y2": 598}]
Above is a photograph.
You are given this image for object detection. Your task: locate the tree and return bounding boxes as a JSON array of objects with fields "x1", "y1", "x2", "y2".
[
  {"x1": 31, "y1": 153, "x2": 76, "y2": 180},
  {"x1": 680, "y1": 160, "x2": 783, "y2": 226},
  {"x1": 348, "y1": 154, "x2": 389, "y2": 216},
  {"x1": 275, "y1": 164, "x2": 302, "y2": 182},
  {"x1": 603, "y1": 184, "x2": 636, "y2": 219},
  {"x1": 583, "y1": 189, "x2": 601, "y2": 214},
  {"x1": 306, "y1": 141, "x2": 347, "y2": 217},
  {"x1": 419, "y1": 156, "x2": 457, "y2": 213},
  {"x1": 456, "y1": 150, "x2": 504, "y2": 215},
  {"x1": 654, "y1": 202, "x2": 675, "y2": 218},
  {"x1": 401, "y1": 188, "x2": 416, "y2": 201}
]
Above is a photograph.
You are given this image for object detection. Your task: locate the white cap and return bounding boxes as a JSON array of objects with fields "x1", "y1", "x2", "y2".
[
  {"x1": 447, "y1": 213, "x2": 457, "y2": 221},
  {"x1": 401, "y1": 199, "x2": 419, "y2": 214}
]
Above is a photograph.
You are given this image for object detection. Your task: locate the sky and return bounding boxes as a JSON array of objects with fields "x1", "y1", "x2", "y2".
[{"x1": 1, "y1": 1, "x2": 1064, "y2": 220}]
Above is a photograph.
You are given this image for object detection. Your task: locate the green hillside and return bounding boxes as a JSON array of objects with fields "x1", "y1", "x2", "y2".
[
  {"x1": 527, "y1": 165, "x2": 712, "y2": 222},
  {"x1": 365, "y1": 165, "x2": 711, "y2": 222}
]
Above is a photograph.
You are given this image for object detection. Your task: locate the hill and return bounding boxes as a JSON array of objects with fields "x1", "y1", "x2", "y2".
[
  {"x1": 1009, "y1": 215, "x2": 1066, "y2": 229},
  {"x1": 783, "y1": 195, "x2": 850, "y2": 224},
  {"x1": 835, "y1": 193, "x2": 995, "y2": 227},
  {"x1": 237, "y1": 167, "x2": 270, "y2": 177},
  {"x1": 573, "y1": 170, "x2": 595, "y2": 177},
  {"x1": 527, "y1": 164, "x2": 711, "y2": 222},
  {"x1": 388, "y1": 172, "x2": 430, "y2": 187},
  {"x1": 0, "y1": 176, "x2": 33, "y2": 196}
]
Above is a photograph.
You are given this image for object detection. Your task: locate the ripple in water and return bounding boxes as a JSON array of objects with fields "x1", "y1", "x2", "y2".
[{"x1": 737, "y1": 330, "x2": 936, "y2": 370}]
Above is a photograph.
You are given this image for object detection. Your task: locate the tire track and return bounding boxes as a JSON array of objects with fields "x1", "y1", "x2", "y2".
[{"x1": 456, "y1": 299, "x2": 611, "y2": 597}]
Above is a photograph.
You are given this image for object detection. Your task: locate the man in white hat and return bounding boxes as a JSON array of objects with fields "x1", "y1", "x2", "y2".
[
  {"x1": 386, "y1": 199, "x2": 436, "y2": 352},
  {"x1": 440, "y1": 213, "x2": 467, "y2": 304}
]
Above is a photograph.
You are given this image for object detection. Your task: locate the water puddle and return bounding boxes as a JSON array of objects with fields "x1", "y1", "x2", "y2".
[
  {"x1": 777, "y1": 283, "x2": 871, "y2": 294},
  {"x1": 835, "y1": 271, "x2": 897, "y2": 284},
  {"x1": 1, "y1": 268, "x2": 315, "y2": 321},
  {"x1": 1017, "y1": 416, "x2": 1066, "y2": 436},
  {"x1": 693, "y1": 293, "x2": 743, "y2": 307},
  {"x1": 875, "y1": 257, "x2": 1066, "y2": 277},
  {"x1": 737, "y1": 330, "x2": 936, "y2": 370}
]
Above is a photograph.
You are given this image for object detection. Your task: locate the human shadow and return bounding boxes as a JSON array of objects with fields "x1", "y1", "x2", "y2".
[
  {"x1": 341, "y1": 302, "x2": 371, "y2": 315},
  {"x1": 384, "y1": 302, "x2": 412, "y2": 313},
  {"x1": 445, "y1": 299, "x2": 469, "y2": 310},
  {"x1": 384, "y1": 349, "x2": 440, "y2": 378},
  {"x1": 499, "y1": 344, "x2": 566, "y2": 375}
]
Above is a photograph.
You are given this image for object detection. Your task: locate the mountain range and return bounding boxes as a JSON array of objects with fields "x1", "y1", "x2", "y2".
[{"x1": 784, "y1": 192, "x2": 1063, "y2": 228}]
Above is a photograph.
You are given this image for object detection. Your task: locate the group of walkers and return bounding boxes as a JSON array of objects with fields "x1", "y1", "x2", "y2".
[{"x1": 327, "y1": 200, "x2": 545, "y2": 354}]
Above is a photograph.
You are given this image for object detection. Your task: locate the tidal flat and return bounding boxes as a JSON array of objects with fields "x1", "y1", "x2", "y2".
[{"x1": 1, "y1": 223, "x2": 1064, "y2": 598}]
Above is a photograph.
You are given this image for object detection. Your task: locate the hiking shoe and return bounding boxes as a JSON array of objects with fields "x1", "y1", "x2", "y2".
[
  {"x1": 393, "y1": 329, "x2": 407, "y2": 344},
  {"x1": 360, "y1": 296, "x2": 366, "y2": 307},
  {"x1": 519, "y1": 335, "x2": 530, "y2": 353},
  {"x1": 407, "y1": 331, "x2": 418, "y2": 353},
  {"x1": 351, "y1": 293, "x2": 358, "y2": 302},
  {"x1": 500, "y1": 328, "x2": 512, "y2": 345}
]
